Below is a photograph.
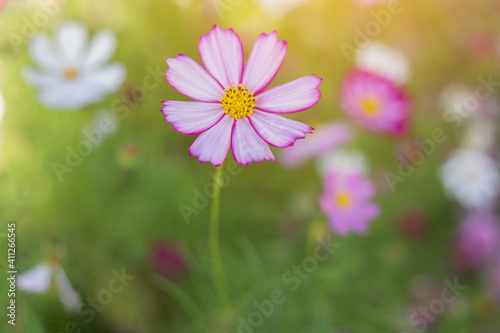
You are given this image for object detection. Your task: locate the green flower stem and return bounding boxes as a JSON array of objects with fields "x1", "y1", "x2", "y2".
[{"x1": 209, "y1": 164, "x2": 231, "y2": 309}]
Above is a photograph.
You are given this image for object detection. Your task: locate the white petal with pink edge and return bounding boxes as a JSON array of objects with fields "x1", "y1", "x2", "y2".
[
  {"x1": 241, "y1": 32, "x2": 287, "y2": 94},
  {"x1": 249, "y1": 110, "x2": 313, "y2": 148},
  {"x1": 232, "y1": 117, "x2": 275, "y2": 165},
  {"x1": 162, "y1": 101, "x2": 225, "y2": 135},
  {"x1": 199, "y1": 25, "x2": 244, "y2": 89},
  {"x1": 189, "y1": 114, "x2": 234, "y2": 167},
  {"x1": 255, "y1": 75, "x2": 322, "y2": 114},
  {"x1": 166, "y1": 55, "x2": 223, "y2": 102}
]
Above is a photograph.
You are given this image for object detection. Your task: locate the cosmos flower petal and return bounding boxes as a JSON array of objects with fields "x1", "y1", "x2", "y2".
[
  {"x1": 327, "y1": 213, "x2": 351, "y2": 236},
  {"x1": 29, "y1": 33, "x2": 61, "y2": 71},
  {"x1": 255, "y1": 75, "x2": 322, "y2": 113},
  {"x1": 54, "y1": 267, "x2": 82, "y2": 313},
  {"x1": 83, "y1": 63, "x2": 126, "y2": 92},
  {"x1": 249, "y1": 110, "x2": 313, "y2": 148},
  {"x1": 17, "y1": 263, "x2": 53, "y2": 293},
  {"x1": 55, "y1": 21, "x2": 88, "y2": 66},
  {"x1": 82, "y1": 30, "x2": 117, "y2": 71},
  {"x1": 241, "y1": 31, "x2": 287, "y2": 94},
  {"x1": 349, "y1": 175, "x2": 375, "y2": 199},
  {"x1": 348, "y1": 205, "x2": 379, "y2": 234},
  {"x1": 23, "y1": 68, "x2": 61, "y2": 87},
  {"x1": 199, "y1": 25, "x2": 244, "y2": 89},
  {"x1": 189, "y1": 114, "x2": 233, "y2": 167},
  {"x1": 232, "y1": 117, "x2": 275, "y2": 165},
  {"x1": 162, "y1": 101, "x2": 225, "y2": 135},
  {"x1": 166, "y1": 55, "x2": 223, "y2": 102},
  {"x1": 360, "y1": 203, "x2": 380, "y2": 220},
  {"x1": 39, "y1": 81, "x2": 101, "y2": 110}
]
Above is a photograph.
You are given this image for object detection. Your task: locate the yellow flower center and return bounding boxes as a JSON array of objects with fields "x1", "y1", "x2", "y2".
[
  {"x1": 334, "y1": 192, "x2": 351, "y2": 209},
  {"x1": 360, "y1": 97, "x2": 380, "y2": 116},
  {"x1": 64, "y1": 68, "x2": 79, "y2": 80},
  {"x1": 220, "y1": 84, "x2": 257, "y2": 119}
]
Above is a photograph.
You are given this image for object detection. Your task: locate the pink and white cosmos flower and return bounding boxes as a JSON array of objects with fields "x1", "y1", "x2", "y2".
[
  {"x1": 319, "y1": 171, "x2": 379, "y2": 236},
  {"x1": 341, "y1": 70, "x2": 410, "y2": 135},
  {"x1": 162, "y1": 25, "x2": 322, "y2": 167}
]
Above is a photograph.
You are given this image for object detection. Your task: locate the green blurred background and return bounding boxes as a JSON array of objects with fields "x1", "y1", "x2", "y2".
[{"x1": 1, "y1": 0, "x2": 500, "y2": 332}]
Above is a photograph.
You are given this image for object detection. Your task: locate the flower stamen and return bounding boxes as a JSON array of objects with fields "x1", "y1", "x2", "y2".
[
  {"x1": 334, "y1": 192, "x2": 352, "y2": 209},
  {"x1": 64, "y1": 68, "x2": 79, "y2": 80},
  {"x1": 360, "y1": 97, "x2": 380, "y2": 116},
  {"x1": 220, "y1": 84, "x2": 257, "y2": 119}
]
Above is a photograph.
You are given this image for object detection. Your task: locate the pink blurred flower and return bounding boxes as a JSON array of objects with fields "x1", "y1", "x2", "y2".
[
  {"x1": 162, "y1": 25, "x2": 322, "y2": 167},
  {"x1": 465, "y1": 32, "x2": 497, "y2": 58},
  {"x1": 451, "y1": 213, "x2": 500, "y2": 272},
  {"x1": 150, "y1": 241, "x2": 189, "y2": 279},
  {"x1": 341, "y1": 70, "x2": 410, "y2": 135},
  {"x1": 319, "y1": 171, "x2": 379, "y2": 236},
  {"x1": 280, "y1": 122, "x2": 353, "y2": 168}
]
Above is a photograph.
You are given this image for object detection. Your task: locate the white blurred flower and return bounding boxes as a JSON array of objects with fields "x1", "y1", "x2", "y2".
[
  {"x1": 18, "y1": 263, "x2": 81, "y2": 312},
  {"x1": 439, "y1": 84, "x2": 499, "y2": 120},
  {"x1": 81, "y1": 110, "x2": 119, "y2": 145},
  {"x1": 440, "y1": 148, "x2": 500, "y2": 210},
  {"x1": 439, "y1": 84, "x2": 472, "y2": 113},
  {"x1": 24, "y1": 21, "x2": 126, "y2": 110},
  {"x1": 355, "y1": 41, "x2": 410, "y2": 84},
  {"x1": 317, "y1": 149, "x2": 369, "y2": 177},
  {"x1": 93, "y1": 110, "x2": 119, "y2": 134},
  {"x1": 462, "y1": 120, "x2": 497, "y2": 153},
  {"x1": 54, "y1": 266, "x2": 82, "y2": 312},
  {"x1": 253, "y1": 0, "x2": 309, "y2": 18},
  {"x1": 17, "y1": 263, "x2": 53, "y2": 293}
]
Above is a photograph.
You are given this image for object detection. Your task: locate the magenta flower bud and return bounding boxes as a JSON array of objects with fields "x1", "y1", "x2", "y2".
[{"x1": 150, "y1": 241, "x2": 189, "y2": 279}]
